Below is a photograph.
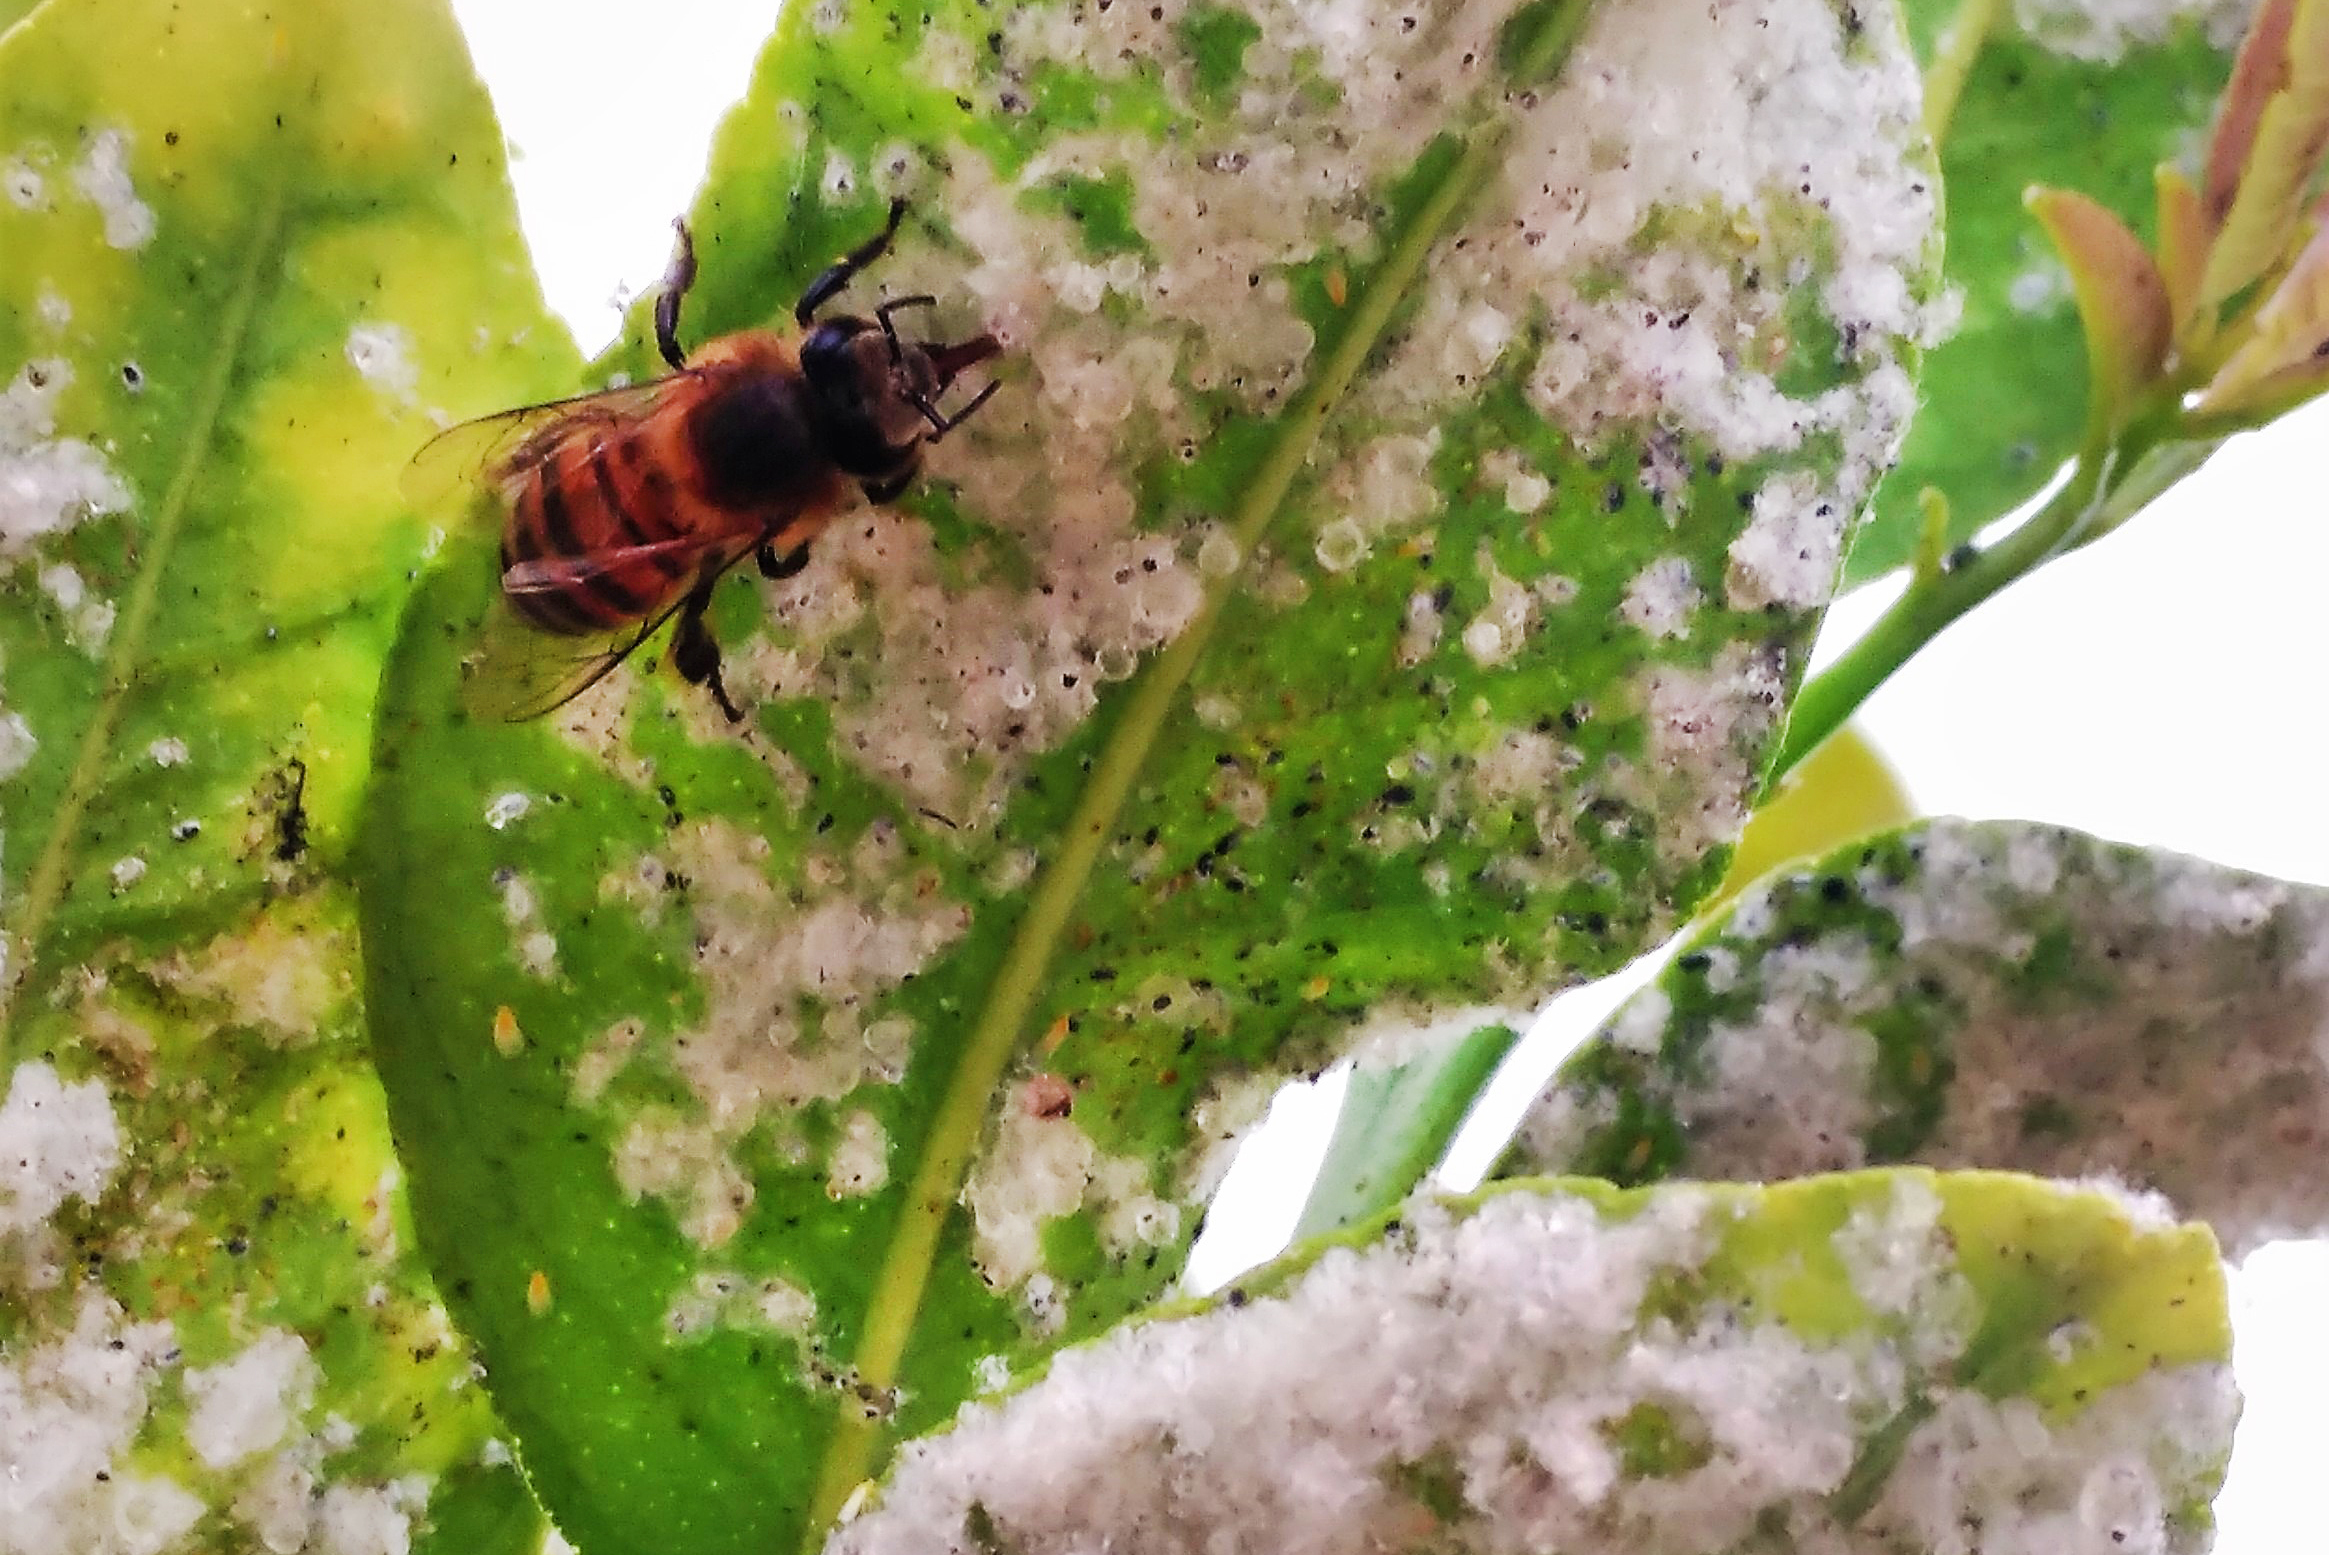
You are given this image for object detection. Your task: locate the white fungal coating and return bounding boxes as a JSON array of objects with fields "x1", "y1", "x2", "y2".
[
  {"x1": 828, "y1": 1110, "x2": 892, "y2": 1199},
  {"x1": 1519, "y1": 820, "x2": 2329, "y2": 1257},
  {"x1": 0, "y1": 1063, "x2": 121, "y2": 1237},
  {"x1": 345, "y1": 324, "x2": 420, "y2": 404},
  {"x1": 1726, "y1": 472, "x2": 1842, "y2": 611},
  {"x1": 4, "y1": 157, "x2": 44, "y2": 209},
  {"x1": 495, "y1": 871, "x2": 559, "y2": 981},
  {"x1": 684, "y1": 0, "x2": 1931, "y2": 828},
  {"x1": 145, "y1": 737, "x2": 188, "y2": 768},
  {"x1": 963, "y1": 1106, "x2": 1181, "y2": 1295},
  {"x1": 481, "y1": 791, "x2": 531, "y2": 830},
  {"x1": 36, "y1": 564, "x2": 116, "y2": 652},
  {"x1": 182, "y1": 1330, "x2": 318, "y2": 1470},
  {"x1": 651, "y1": 820, "x2": 964, "y2": 1131},
  {"x1": 310, "y1": 1479, "x2": 429, "y2": 1555},
  {"x1": 664, "y1": 1269, "x2": 821, "y2": 1349},
  {"x1": 1619, "y1": 557, "x2": 1701, "y2": 640},
  {"x1": 587, "y1": 817, "x2": 965, "y2": 1244},
  {"x1": 832, "y1": 1182, "x2": 2224, "y2": 1555},
  {"x1": 0, "y1": 709, "x2": 35, "y2": 782},
  {"x1": 1633, "y1": 642, "x2": 1787, "y2": 865},
  {"x1": 1459, "y1": 549, "x2": 1543, "y2": 668},
  {"x1": 2011, "y1": 0, "x2": 2253, "y2": 60},
  {"x1": 1353, "y1": 0, "x2": 1933, "y2": 586},
  {"x1": 152, "y1": 914, "x2": 351, "y2": 1047},
  {"x1": 1, "y1": 359, "x2": 134, "y2": 556},
  {"x1": 0, "y1": 1293, "x2": 196, "y2": 1555},
  {"x1": 68, "y1": 129, "x2": 155, "y2": 250},
  {"x1": 1396, "y1": 589, "x2": 1446, "y2": 667},
  {"x1": 613, "y1": 1113, "x2": 756, "y2": 1250}
]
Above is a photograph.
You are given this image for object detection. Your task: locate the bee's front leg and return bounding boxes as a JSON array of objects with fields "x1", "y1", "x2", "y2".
[{"x1": 671, "y1": 597, "x2": 744, "y2": 722}]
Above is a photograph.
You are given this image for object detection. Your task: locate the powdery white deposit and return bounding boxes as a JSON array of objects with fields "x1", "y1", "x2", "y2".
[
  {"x1": 0, "y1": 1293, "x2": 195, "y2": 1555},
  {"x1": 686, "y1": 0, "x2": 1936, "y2": 831},
  {"x1": 68, "y1": 129, "x2": 154, "y2": 250},
  {"x1": 0, "y1": 1063, "x2": 120, "y2": 1238},
  {"x1": 1516, "y1": 819, "x2": 2329, "y2": 1256},
  {"x1": 0, "y1": 358, "x2": 133, "y2": 557},
  {"x1": 2012, "y1": 0, "x2": 2253, "y2": 61},
  {"x1": 830, "y1": 1182, "x2": 2229, "y2": 1555}
]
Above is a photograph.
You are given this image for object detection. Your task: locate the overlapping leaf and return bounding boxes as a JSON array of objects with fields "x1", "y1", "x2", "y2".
[
  {"x1": 360, "y1": 0, "x2": 1941, "y2": 1548},
  {"x1": 1847, "y1": 0, "x2": 2245, "y2": 582},
  {"x1": 0, "y1": 0, "x2": 573, "y2": 1545},
  {"x1": 838, "y1": 1172, "x2": 2234, "y2": 1555},
  {"x1": 1507, "y1": 817, "x2": 2329, "y2": 1259}
]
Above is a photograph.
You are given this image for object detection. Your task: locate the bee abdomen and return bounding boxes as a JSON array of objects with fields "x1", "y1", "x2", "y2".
[{"x1": 503, "y1": 438, "x2": 697, "y2": 634}]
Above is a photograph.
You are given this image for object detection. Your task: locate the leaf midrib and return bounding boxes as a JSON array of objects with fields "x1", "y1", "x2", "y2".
[
  {"x1": 0, "y1": 186, "x2": 286, "y2": 1061},
  {"x1": 803, "y1": 3, "x2": 1600, "y2": 1534}
]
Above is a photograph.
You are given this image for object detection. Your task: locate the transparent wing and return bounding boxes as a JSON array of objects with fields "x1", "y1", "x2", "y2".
[
  {"x1": 460, "y1": 537, "x2": 762, "y2": 723},
  {"x1": 500, "y1": 536, "x2": 714, "y2": 596},
  {"x1": 459, "y1": 592, "x2": 686, "y2": 724},
  {"x1": 402, "y1": 376, "x2": 696, "y2": 514}
]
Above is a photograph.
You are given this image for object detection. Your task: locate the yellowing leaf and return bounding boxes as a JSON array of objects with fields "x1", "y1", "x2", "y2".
[{"x1": 2027, "y1": 186, "x2": 2173, "y2": 433}]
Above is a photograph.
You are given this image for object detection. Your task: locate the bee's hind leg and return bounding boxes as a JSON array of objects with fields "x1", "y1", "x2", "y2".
[
  {"x1": 671, "y1": 593, "x2": 744, "y2": 723},
  {"x1": 654, "y1": 219, "x2": 698, "y2": 370}
]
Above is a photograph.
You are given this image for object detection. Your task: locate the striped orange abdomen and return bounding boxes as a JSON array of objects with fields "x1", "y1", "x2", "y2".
[{"x1": 500, "y1": 402, "x2": 739, "y2": 635}]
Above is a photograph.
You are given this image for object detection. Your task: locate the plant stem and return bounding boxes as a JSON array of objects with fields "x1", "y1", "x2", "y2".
[{"x1": 1770, "y1": 450, "x2": 2108, "y2": 781}]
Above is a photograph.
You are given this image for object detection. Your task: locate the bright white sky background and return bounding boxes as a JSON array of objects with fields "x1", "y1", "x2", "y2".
[{"x1": 447, "y1": 1, "x2": 2324, "y2": 1545}]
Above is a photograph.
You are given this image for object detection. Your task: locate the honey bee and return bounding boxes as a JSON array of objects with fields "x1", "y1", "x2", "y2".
[{"x1": 411, "y1": 199, "x2": 1002, "y2": 721}]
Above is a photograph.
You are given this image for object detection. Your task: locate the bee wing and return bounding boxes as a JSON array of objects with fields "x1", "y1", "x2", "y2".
[
  {"x1": 403, "y1": 376, "x2": 698, "y2": 514},
  {"x1": 460, "y1": 591, "x2": 688, "y2": 724},
  {"x1": 499, "y1": 536, "x2": 716, "y2": 596},
  {"x1": 462, "y1": 536, "x2": 763, "y2": 723}
]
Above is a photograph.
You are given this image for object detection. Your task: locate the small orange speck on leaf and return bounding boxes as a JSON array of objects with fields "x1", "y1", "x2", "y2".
[
  {"x1": 1625, "y1": 1134, "x2": 1655, "y2": 1174},
  {"x1": 1325, "y1": 267, "x2": 1349, "y2": 307},
  {"x1": 1041, "y1": 1015, "x2": 1072, "y2": 1053},
  {"x1": 527, "y1": 1270, "x2": 552, "y2": 1316},
  {"x1": 492, "y1": 1005, "x2": 523, "y2": 1056},
  {"x1": 1301, "y1": 975, "x2": 1330, "y2": 1000}
]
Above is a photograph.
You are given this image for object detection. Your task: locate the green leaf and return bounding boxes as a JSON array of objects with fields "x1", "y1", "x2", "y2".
[
  {"x1": 1506, "y1": 817, "x2": 2329, "y2": 1259},
  {"x1": 1289, "y1": 1021, "x2": 1520, "y2": 1241},
  {"x1": 1845, "y1": 0, "x2": 2239, "y2": 583},
  {"x1": 0, "y1": 0, "x2": 571, "y2": 1544},
  {"x1": 834, "y1": 1171, "x2": 2233, "y2": 1555},
  {"x1": 358, "y1": 0, "x2": 1941, "y2": 1548}
]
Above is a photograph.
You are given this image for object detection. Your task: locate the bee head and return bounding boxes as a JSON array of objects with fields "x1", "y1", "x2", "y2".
[{"x1": 801, "y1": 314, "x2": 1002, "y2": 483}]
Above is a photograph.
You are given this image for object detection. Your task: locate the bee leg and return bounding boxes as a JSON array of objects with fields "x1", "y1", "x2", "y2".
[
  {"x1": 671, "y1": 598, "x2": 745, "y2": 723},
  {"x1": 924, "y1": 378, "x2": 1002, "y2": 440},
  {"x1": 861, "y1": 470, "x2": 913, "y2": 505},
  {"x1": 655, "y1": 219, "x2": 697, "y2": 370},
  {"x1": 796, "y1": 197, "x2": 908, "y2": 326},
  {"x1": 757, "y1": 541, "x2": 812, "y2": 580}
]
